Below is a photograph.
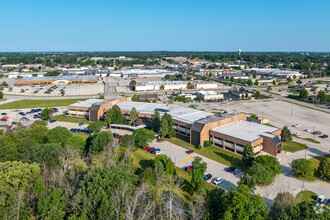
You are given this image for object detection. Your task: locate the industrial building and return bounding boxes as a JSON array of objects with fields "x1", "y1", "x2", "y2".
[
  {"x1": 67, "y1": 98, "x2": 282, "y2": 156},
  {"x1": 121, "y1": 69, "x2": 176, "y2": 78},
  {"x1": 244, "y1": 68, "x2": 302, "y2": 79},
  {"x1": 15, "y1": 75, "x2": 100, "y2": 85},
  {"x1": 197, "y1": 91, "x2": 224, "y2": 101},
  {"x1": 134, "y1": 81, "x2": 217, "y2": 91}
]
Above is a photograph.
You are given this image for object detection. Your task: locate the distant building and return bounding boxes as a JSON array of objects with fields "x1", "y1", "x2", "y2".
[
  {"x1": 135, "y1": 81, "x2": 217, "y2": 91},
  {"x1": 244, "y1": 68, "x2": 302, "y2": 79},
  {"x1": 15, "y1": 75, "x2": 100, "y2": 85},
  {"x1": 229, "y1": 87, "x2": 253, "y2": 99},
  {"x1": 121, "y1": 69, "x2": 175, "y2": 78},
  {"x1": 197, "y1": 91, "x2": 224, "y2": 101}
]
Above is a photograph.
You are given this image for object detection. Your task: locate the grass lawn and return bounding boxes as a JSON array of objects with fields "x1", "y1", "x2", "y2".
[
  {"x1": 295, "y1": 136, "x2": 320, "y2": 144},
  {"x1": 295, "y1": 190, "x2": 317, "y2": 203},
  {"x1": 72, "y1": 132, "x2": 90, "y2": 140},
  {"x1": 0, "y1": 99, "x2": 6, "y2": 102},
  {"x1": 168, "y1": 136, "x2": 245, "y2": 171},
  {"x1": 0, "y1": 99, "x2": 87, "y2": 109},
  {"x1": 52, "y1": 114, "x2": 91, "y2": 124},
  {"x1": 309, "y1": 154, "x2": 330, "y2": 181},
  {"x1": 283, "y1": 140, "x2": 308, "y2": 153},
  {"x1": 287, "y1": 90, "x2": 300, "y2": 95},
  {"x1": 264, "y1": 123, "x2": 275, "y2": 127}
]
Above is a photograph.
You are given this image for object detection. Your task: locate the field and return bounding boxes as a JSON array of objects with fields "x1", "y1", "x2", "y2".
[
  {"x1": 283, "y1": 140, "x2": 309, "y2": 153},
  {"x1": 52, "y1": 114, "x2": 91, "y2": 124},
  {"x1": 168, "y1": 136, "x2": 245, "y2": 171},
  {"x1": 0, "y1": 99, "x2": 86, "y2": 109}
]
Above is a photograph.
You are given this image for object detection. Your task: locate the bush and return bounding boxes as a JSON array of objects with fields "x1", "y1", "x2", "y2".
[
  {"x1": 318, "y1": 157, "x2": 330, "y2": 180},
  {"x1": 281, "y1": 126, "x2": 292, "y2": 142},
  {"x1": 292, "y1": 158, "x2": 314, "y2": 178},
  {"x1": 203, "y1": 140, "x2": 212, "y2": 147},
  {"x1": 197, "y1": 144, "x2": 203, "y2": 149}
]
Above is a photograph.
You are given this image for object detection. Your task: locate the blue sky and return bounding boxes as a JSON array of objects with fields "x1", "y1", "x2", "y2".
[{"x1": 0, "y1": 0, "x2": 329, "y2": 52}]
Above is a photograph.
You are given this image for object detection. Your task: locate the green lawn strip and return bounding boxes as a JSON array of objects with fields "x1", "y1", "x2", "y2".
[
  {"x1": 264, "y1": 123, "x2": 275, "y2": 127},
  {"x1": 296, "y1": 175, "x2": 317, "y2": 182},
  {"x1": 0, "y1": 99, "x2": 6, "y2": 101},
  {"x1": 287, "y1": 91, "x2": 300, "y2": 95},
  {"x1": 294, "y1": 136, "x2": 320, "y2": 144},
  {"x1": 52, "y1": 114, "x2": 91, "y2": 124},
  {"x1": 168, "y1": 137, "x2": 245, "y2": 171},
  {"x1": 281, "y1": 100, "x2": 330, "y2": 115},
  {"x1": 72, "y1": 132, "x2": 90, "y2": 140},
  {"x1": 283, "y1": 140, "x2": 308, "y2": 153},
  {"x1": 0, "y1": 99, "x2": 87, "y2": 109},
  {"x1": 295, "y1": 190, "x2": 317, "y2": 203}
]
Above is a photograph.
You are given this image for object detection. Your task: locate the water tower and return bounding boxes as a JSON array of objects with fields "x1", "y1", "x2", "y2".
[{"x1": 238, "y1": 49, "x2": 242, "y2": 56}]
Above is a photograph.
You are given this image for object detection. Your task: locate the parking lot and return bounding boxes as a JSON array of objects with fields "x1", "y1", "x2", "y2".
[{"x1": 149, "y1": 141, "x2": 245, "y2": 190}]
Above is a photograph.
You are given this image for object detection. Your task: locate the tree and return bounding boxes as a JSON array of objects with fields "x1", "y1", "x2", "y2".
[
  {"x1": 287, "y1": 76, "x2": 292, "y2": 83},
  {"x1": 153, "y1": 155, "x2": 166, "y2": 167},
  {"x1": 271, "y1": 192, "x2": 295, "y2": 218},
  {"x1": 131, "y1": 94, "x2": 139, "y2": 102},
  {"x1": 281, "y1": 125, "x2": 292, "y2": 142},
  {"x1": 254, "y1": 91, "x2": 260, "y2": 99},
  {"x1": 292, "y1": 158, "x2": 314, "y2": 178},
  {"x1": 187, "y1": 82, "x2": 195, "y2": 89},
  {"x1": 230, "y1": 76, "x2": 235, "y2": 82},
  {"x1": 41, "y1": 108, "x2": 52, "y2": 120},
  {"x1": 159, "y1": 117, "x2": 169, "y2": 138},
  {"x1": 132, "y1": 128, "x2": 155, "y2": 148},
  {"x1": 86, "y1": 131, "x2": 113, "y2": 154},
  {"x1": 88, "y1": 121, "x2": 106, "y2": 133},
  {"x1": 191, "y1": 157, "x2": 207, "y2": 192},
  {"x1": 267, "y1": 86, "x2": 272, "y2": 92},
  {"x1": 0, "y1": 91, "x2": 3, "y2": 99},
  {"x1": 237, "y1": 174, "x2": 256, "y2": 192},
  {"x1": 37, "y1": 189, "x2": 66, "y2": 220},
  {"x1": 60, "y1": 89, "x2": 65, "y2": 96},
  {"x1": 252, "y1": 72, "x2": 257, "y2": 78},
  {"x1": 222, "y1": 185, "x2": 268, "y2": 219},
  {"x1": 317, "y1": 91, "x2": 326, "y2": 102},
  {"x1": 27, "y1": 144, "x2": 60, "y2": 170},
  {"x1": 160, "y1": 85, "x2": 165, "y2": 90},
  {"x1": 203, "y1": 140, "x2": 212, "y2": 147},
  {"x1": 237, "y1": 78, "x2": 242, "y2": 84},
  {"x1": 242, "y1": 144, "x2": 254, "y2": 166},
  {"x1": 299, "y1": 88, "x2": 309, "y2": 99},
  {"x1": 163, "y1": 113, "x2": 176, "y2": 138},
  {"x1": 279, "y1": 201, "x2": 329, "y2": 220},
  {"x1": 67, "y1": 135, "x2": 86, "y2": 153},
  {"x1": 273, "y1": 80, "x2": 276, "y2": 86},
  {"x1": 151, "y1": 109, "x2": 161, "y2": 133},
  {"x1": 119, "y1": 134, "x2": 134, "y2": 149},
  {"x1": 254, "y1": 79, "x2": 259, "y2": 86},
  {"x1": 44, "y1": 71, "x2": 60, "y2": 76},
  {"x1": 107, "y1": 105, "x2": 127, "y2": 125},
  {"x1": 129, "y1": 107, "x2": 138, "y2": 126},
  {"x1": 129, "y1": 80, "x2": 136, "y2": 90},
  {"x1": 47, "y1": 127, "x2": 72, "y2": 145},
  {"x1": 165, "y1": 159, "x2": 175, "y2": 176},
  {"x1": 296, "y1": 79, "x2": 302, "y2": 86},
  {"x1": 318, "y1": 157, "x2": 330, "y2": 180},
  {"x1": 247, "y1": 79, "x2": 253, "y2": 86}
]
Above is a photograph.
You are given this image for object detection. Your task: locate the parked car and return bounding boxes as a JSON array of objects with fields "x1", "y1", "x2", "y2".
[
  {"x1": 79, "y1": 123, "x2": 84, "y2": 126},
  {"x1": 187, "y1": 150, "x2": 194, "y2": 154},
  {"x1": 155, "y1": 151, "x2": 162, "y2": 156},
  {"x1": 143, "y1": 146, "x2": 152, "y2": 151},
  {"x1": 315, "y1": 195, "x2": 326, "y2": 204},
  {"x1": 319, "y1": 134, "x2": 328, "y2": 138},
  {"x1": 233, "y1": 169, "x2": 241, "y2": 175},
  {"x1": 294, "y1": 132, "x2": 301, "y2": 136},
  {"x1": 185, "y1": 165, "x2": 193, "y2": 171},
  {"x1": 304, "y1": 128, "x2": 312, "y2": 132},
  {"x1": 213, "y1": 177, "x2": 223, "y2": 185},
  {"x1": 204, "y1": 174, "x2": 212, "y2": 181},
  {"x1": 312, "y1": 131, "x2": 322, "y2": 135},
  {"x1": 1, "y1": 113, "x2": 7, "y2": 115},
  {"x1": 12, "y1": 121, "x2": 18, "y2": 125},
  {"x1": 224, "y1": 166, "x2": 235, "y2": 172},
  {"x1": 49, "y1": 119, "x2": 56, "y2": 123},
  {"x1": 292, "y1": 124, "x2": 301, "y2": 127},
  {"x1": 1, "y1": 118, "x2": 7, "y2": 121}
]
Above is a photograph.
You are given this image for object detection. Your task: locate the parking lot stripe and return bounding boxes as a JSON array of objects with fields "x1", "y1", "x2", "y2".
[
  {"x1": 67, "y1": 125, "x2": 74, "y2": 129},
  {"x1": 181, "y1": 157, "x2": 192, "y2": 163}
]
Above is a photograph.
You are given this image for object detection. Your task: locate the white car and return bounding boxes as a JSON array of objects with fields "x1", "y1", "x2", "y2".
[
  {"x1": 294, "y1": 132, "x2": 301, "y2": 136},
  {"x1": 292, "y1": 124, "x2": 301, "y2": 127},
  {"x1": 304, "y1": 128, "x2": 312, "y2": 132},
  {"x1": 213, "y1": 177, "x2": 223, "y2": 185},
  {"x1": 154, "y1": 151, "x2": 162, "y2": 156}
]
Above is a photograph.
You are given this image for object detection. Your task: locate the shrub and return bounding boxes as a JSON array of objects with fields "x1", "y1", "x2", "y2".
[
  {"x1": 197, "y1": 144, "x2": 203, "y2": 149},
  {"x1": 203, "y1": 140, "x2": 212, "y2": 147},
  {"x1": 292, "y1": 158, "x2": 314, "y2": 178}
]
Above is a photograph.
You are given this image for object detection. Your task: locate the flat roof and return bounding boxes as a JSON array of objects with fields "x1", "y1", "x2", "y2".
[
  {"x1": 16, "y1": 75, "x2": 99, "y2": 81},
  {"x1": 211, "y1": 120, "x2": 280, "y2": 142},
  {"x1": 197, "y1": 91, "x2": 222, "y2": 95},
  {"x1": 117, "y1": 101, "x2": 214, "y2": 124},
  {"x1": 68, "y1": 99, "x2": 105, "y2": 108}
]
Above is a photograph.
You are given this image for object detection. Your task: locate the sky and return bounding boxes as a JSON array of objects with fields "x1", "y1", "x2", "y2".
[{"x1": 0, "y1": 0, "x2": 329, "y2": 52}]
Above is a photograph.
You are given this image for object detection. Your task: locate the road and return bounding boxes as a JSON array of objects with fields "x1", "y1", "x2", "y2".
[{"x1": 150, "y1": 140, "x2": 330, "y2": 207}]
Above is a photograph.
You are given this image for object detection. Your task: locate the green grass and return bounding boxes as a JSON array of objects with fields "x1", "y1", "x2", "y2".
[
  {"x1": 72, "y1": 132, "x2": 90, "y2": 140},
  {"x1": 295, "y1": 190, "x2": 317, "y2": 203},
  {"x1": 0, "y1": 99, "x2": 87, "y2": 109},
  {"x1": 0, "y1": 99, "x2": 6, "y2": 102},
  {"x1": 283, "y1": 140, "x2": 308, "y2": 153},
  {"x1": 287, "y1": 90, "x2": 300, "y2": 95},
  {"x1": 168, "y1": 136, "x2": 245, "y2": 171},
  {"x1": 295, "y1": 136, "x2": 320, "y2": 144},
  {"x1": 52, "y1": 114, "x2": 91, "y2": 124},
  {"x1": 264, "y1": 123, "x2": 275, "y2": 127}
]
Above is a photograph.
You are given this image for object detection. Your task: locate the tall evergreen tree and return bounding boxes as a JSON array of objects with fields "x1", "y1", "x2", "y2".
[
  {"x1": 242, "y1": 144, "x2": 254, "y2": 166},
  {"x1": 159, "y1": 117, "x2": 169, "y2": 138},
  {"x1": 151, "y1": 109, "x2": 161, "y2": 133},
  {"x1": 163, "y1": 113, "x2": 176, "y2": 138},
  {"x1": 129, "y1": 107, "x2": 138, "y2": 126}
]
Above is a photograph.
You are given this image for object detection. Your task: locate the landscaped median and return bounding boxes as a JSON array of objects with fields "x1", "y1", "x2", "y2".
[
  {"x1": 295, "y1": 190, "x2": 317, "y2": 203},
  {"x1": 283, "y1": 140, "x2": 309, "y2": 153},
  {"x1": 167, "y1": 137, "x2": 245, "y2": 171},
  {"x1": 0, "y1": 98, "x2": 87, "y2": 109}
]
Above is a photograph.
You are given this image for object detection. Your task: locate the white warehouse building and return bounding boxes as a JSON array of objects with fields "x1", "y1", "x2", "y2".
[{"x1": 135, "y1": 81, "x2": 217, "y2": 91}]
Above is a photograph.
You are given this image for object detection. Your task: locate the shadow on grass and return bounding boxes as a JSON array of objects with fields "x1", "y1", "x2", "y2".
[
  {"x1": 214, "y1": 151, "x2": 245, "y2": 171},
  {"x1": 139, "y1": 159, "x2": 154, "y2": 169}
]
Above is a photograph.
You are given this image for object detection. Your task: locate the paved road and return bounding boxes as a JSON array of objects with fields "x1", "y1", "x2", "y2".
[{"x1": 150, "y1": 140, "x2": 330, "y2": 207}]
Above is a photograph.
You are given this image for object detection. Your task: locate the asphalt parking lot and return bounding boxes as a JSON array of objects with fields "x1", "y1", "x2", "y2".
[{"x1": 149, "y1": 141, "x2": 245, "y2": 190}]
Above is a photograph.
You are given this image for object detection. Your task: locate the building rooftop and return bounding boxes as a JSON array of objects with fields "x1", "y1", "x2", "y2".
[
  {"x1": 68, "y1": 99, "x2": 106, "y2": 108},
  {"x1": 211, "y1": 120, "x2": 280, "y2": 142},
  {"x1": 121, "y1": 69, "x2": 172, "y2": 75},
  {"x1": 117, "y1": 101, "x2": 214, "y2": 124},
  {"x1": 16, "y1": 75, "x2": 99, "y2": 81},
  {"x1": 197, "y1": 91, "x2": 222, "y2": 95}
]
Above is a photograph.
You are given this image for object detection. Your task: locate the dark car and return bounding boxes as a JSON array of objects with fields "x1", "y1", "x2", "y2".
[
  {"x1": 49, "y1": 119, "x2": 56, "y2": 123},
  {"x1": 320, "y1": 134, "x2": 328, "y2": 138},
  {"x1": 12, "y1": 121, "x2": 18, "y2": 125},
  {"x1": 1, "y1": 113, "x2": 7, "y2": 115},
  {"x1": 79, "y1": 123, "x2": 84, "y2": 126},
  {"x1": 312, "y1": 131, "x2": 322, "y2": 135},
  {"x1": 149, "y1": 148, "x2": 156, "y2": 154},
  {"x1": 224, "y1": 166, "x2": 236, "y2": 172},
  {"x1": 1, "y1": 118, "x2": 7, "y2": 121},
  {"x1": 204, "y1": 174, "x2": 212, "y2": 181},
  {"x1": 185, "y1": 165, "x2": 193, "y2": 171}
]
